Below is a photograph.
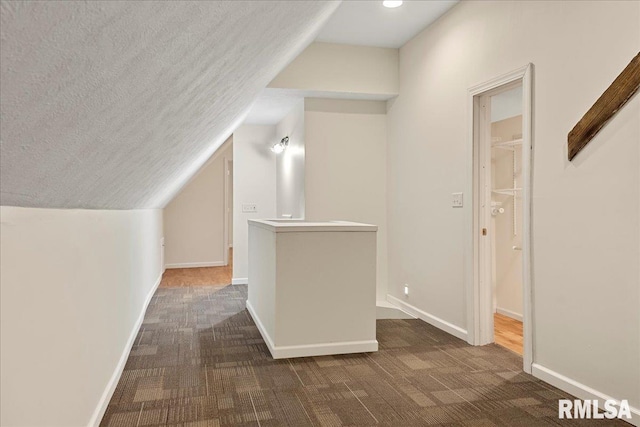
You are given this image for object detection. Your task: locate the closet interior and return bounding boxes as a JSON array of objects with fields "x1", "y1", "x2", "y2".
[{"x1": 490, "y1": 86, "x2": 524, "y2": 355}]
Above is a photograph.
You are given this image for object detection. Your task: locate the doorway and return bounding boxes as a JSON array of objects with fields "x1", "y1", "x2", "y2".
[
  {"x1": 490, "y1": 86, "x2": 524, "y2": 355},
  {"x1": 466, "y1": 64, "x2": 533, "y2": 373}
]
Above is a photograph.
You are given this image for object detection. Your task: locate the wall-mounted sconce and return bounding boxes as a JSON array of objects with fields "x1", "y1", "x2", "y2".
[{"x1": 271, "y1": 136, "x2": 289, "y2": 154}]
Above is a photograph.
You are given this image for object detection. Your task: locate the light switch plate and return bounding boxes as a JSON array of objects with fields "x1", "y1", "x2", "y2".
[
  {"x1": 242, "y1": 204, "x2": 257, "y2": 213},
  {"x1": 452, "y1": 192, "x2": 463, "y2": 207}
]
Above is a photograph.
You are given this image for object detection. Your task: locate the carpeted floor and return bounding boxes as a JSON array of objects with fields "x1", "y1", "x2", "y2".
[{"x1": 101, "y1": 285, "x2": 623, "y2": 426}]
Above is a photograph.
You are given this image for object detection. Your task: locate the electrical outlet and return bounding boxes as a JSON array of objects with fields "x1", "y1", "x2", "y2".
[
  {"x1": 452, "y1": 192, "x2": 464, "y2": 207},
  {"x1": 242, "y1": 204, "x2": 257, "y2": 213}
]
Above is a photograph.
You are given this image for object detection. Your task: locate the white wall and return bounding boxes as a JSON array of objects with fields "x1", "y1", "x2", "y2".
[
  {"x1": 269, "y1": 42, "x2": 399, "y2": 98},
  {"x1": 163, "y1": 138, "x2": 232, "y2": 268},
  {"x1": 276, "y1": 101, "x2": 305, "y2": 219},
  {"x1": 0, "y1": 207, "x2": 164, "y2": 426},
  {"x1": 232, "y1": 125, "x2": 277, "y2": 282},
  {"x1": 387, "y1": 0, "x2": 639, "y2": 415},
  {"x1": 305, "y1": 98, "x2": 388, "y2": 301},
  {"x1": 247, "y1": 221, "x2": 378, "y2": 358}
]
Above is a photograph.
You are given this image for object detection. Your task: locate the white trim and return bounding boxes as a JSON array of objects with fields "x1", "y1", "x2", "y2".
[
  {"x1": 246, "y1": 300, "x2": 378, "y2": 359},
  {"x1": 387, "y1": 294, "x2": 468, "y2": 341},
  {"x1": 232, "y1": 277, "x2": 248, "y2": 285},
  {"x1": 465, "y1": 63, "x2": 534, "y2": 374},
  {"x1": 271, "y1": 340, "x2": 379, "y2": 359},
  {"x1": 521, "y1": 63, "x2": 534, "y2": 374},
  {"x1": 495, "y1": 307, "x2": 523, "y2": 322},
  {"x1": 376, "y1": 300, "x2": 415, "y2": 319},
  {"x1": 246, "y1": 300, "x2": 276, "y2": 348},
  {"x1": 165, "y1": 261, "x2": 225, "y2": 269},
  {"x1": 161, "y1": 237, "x2": 165, "y2": 273},
  {"x1": 89, "y1": 272, "x2": 162, "y2": 427},
  {"x1": 532, "y1": 364, "x2": 639, "y2": 426},
  {"x1": 223, "y1": 157, "x2": 233, "y2": 266}
]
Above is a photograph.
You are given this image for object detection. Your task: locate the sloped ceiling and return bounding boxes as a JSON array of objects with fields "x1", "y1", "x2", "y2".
[{"x1": 0, "y1": 1, "x2": 339, "y2": 209}]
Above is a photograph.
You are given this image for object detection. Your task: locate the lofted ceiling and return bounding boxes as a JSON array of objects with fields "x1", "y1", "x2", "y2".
[
  {"x1": 316, "y1": 0, "x2": 458, "y2": 48},
  {"x1": 0, "y1": 1, "x2": 339, "y2": 209}
]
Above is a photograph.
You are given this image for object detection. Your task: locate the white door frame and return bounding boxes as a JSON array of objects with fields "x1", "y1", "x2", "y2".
[
  {"x1": 465, "y1": 64, "x2": 534, "y2": 373},
  {"x1": 223, "y1": 158, "x2": 233, "y2": 267}
]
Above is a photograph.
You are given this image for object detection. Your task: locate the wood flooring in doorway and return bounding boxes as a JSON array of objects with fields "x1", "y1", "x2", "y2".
[
  {"x1": 160, "y1": 250, "x2": 233, "y2": 287},
  {"x1": 494, "y1": 313, "x2": 523, "y2": 355}
]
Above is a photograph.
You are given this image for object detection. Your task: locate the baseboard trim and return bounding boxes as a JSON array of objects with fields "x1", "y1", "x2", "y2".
[
  {"x1": 88, "y1": 272, "x2": 162, "y2": 427},
  {"x1": 165, "y1": 261, "x2": 225, "y2": 269},
  {"x1": 232, "y1": 277, "x2": 248, "y2": 285},
  {"x1": 271, "y1": 340, "x2": 379, "y2": 359},
  {"x1": 387, "y1": 294, "x2": 468, "y2": 341},
  {"x1": 376, "y1": 300, "x2": 415, "y2": 319},
  {"x1": 246, "y1": 300, "x2": 378, "y2": 359},
  {"x1": 496, "y1": 307, "x2": 523, "y2": 322},
  {"x1": 246, "y1": 299, "x2": 276, "y2": 349},
  {"x1": 532, "y1": 363, "x2": 639, "y2": 426}
]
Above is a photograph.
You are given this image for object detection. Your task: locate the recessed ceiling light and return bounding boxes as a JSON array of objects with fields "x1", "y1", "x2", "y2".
[{"x1": 383, "y1": 0, "x2": 403, "y2": 8}]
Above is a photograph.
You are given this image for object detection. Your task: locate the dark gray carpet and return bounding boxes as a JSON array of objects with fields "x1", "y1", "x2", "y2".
[{"x1": 101, "y1": 285, "x2": 624, "y2": 426}]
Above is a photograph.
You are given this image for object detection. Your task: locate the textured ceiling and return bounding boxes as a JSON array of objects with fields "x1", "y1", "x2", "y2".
[{"x1": 0, "y1": 1, "x2": 339, "y2": 209}]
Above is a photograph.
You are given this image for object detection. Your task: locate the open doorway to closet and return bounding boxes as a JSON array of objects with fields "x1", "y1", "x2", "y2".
[
  {"x1": 490, "y1": 86, "x2": 524, "y2": 355},
  {"x1": 467, "y1": 65, "x2": 533, "y2": 373}
]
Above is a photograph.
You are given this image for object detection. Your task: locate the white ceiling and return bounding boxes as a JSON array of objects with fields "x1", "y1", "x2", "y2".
[
  {"x1": 1, "y1": 0, "x2": 461, "y2": 208},
  {"x1": 0, "y1": 1, "x2": 339, "y2": 209},
  {"x1": 316, "y1": 0, "x2": 459, "y2": 48},
  {"x1": 245, "y1": 1, "x2": 461, "y2": 126},
  {"x1": 244, "y1": 90, "x2": 305, "y2": 126}
]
